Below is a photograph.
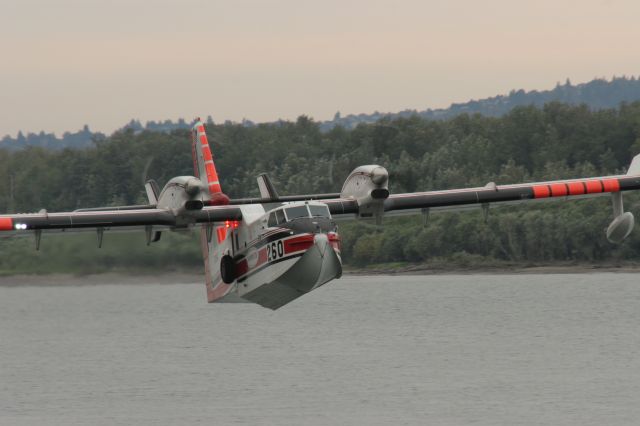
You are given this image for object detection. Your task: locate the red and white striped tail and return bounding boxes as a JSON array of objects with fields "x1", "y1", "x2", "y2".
[
  {"x1": 191, "y1": 119, "x2": 229, "y2": 205},
  {"x1": 191, "y1": 119, "x2": 234, "y2": 303}
]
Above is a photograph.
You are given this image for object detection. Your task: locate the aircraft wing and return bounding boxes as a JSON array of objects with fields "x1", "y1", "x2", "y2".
[
  {"x1": 383, "y1": 175, "x2": 640, "y2": 216},
  {"x1": 0, "y1": 206, "x2": 243, "y2": 237},
  {"x1": 318, "y1": 173, "x2": 640, "y2": 222}
]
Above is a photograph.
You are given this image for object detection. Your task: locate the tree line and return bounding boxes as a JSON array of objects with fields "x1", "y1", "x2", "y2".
[
  {"x1": 4, "y1": 77, "x2": 640, "y2": 151},
  {"x1": 2, "y1": 101, "x2": 640, "y2": 274}
]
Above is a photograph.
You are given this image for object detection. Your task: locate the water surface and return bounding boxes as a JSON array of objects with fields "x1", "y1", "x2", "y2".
[{"x1": 2, "y1": 274, "x2": 640, "y2": 425}]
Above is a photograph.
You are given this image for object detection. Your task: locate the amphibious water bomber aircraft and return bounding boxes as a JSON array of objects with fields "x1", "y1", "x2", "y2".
[{"x1": 2, "y1": 120, "x2": 640, "y2": 309}]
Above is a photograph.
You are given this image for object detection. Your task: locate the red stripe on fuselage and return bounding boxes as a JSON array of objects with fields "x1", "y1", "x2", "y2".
[
  {"x1": 258, "y1": 246, "x2": 268, "y2": 264},
  {"x1": 201, "y1": 231, "x2": 231, "y2": 302},
  {"x1": 284, "y1": 234, "x2": 314, "y2": 254},
  {"x1": 216, "y1": 227, "x2": 226, "y2": 242},
  {"x1": 236, "y1": 259, "x2": 249, "y2": 277},
  {"x1": 328, "y1": 232, "x2": 342, "y2": 252},
  {"x1": 234, "y1": 233, "x2": 316, "y2": 280}
]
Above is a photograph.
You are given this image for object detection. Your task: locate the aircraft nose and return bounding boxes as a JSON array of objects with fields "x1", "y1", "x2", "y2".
[{"x1": 314, "y1": 233, "x2": 329, "y2": 258}]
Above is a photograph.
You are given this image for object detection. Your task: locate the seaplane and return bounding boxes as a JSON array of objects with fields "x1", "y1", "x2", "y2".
[{"x1": 2, "y1": 119, "x2": 640, "y2": 309}]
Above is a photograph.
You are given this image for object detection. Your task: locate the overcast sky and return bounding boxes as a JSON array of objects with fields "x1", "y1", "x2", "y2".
[{"x1": 1, "y1": 0, "x2": 639, "y2": 136}]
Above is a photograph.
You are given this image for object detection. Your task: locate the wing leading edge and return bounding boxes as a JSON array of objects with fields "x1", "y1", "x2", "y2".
[
  {"x1": 311, "y1": 162, "x2": 640, "y2": 225},
  {"x1": 383, "y1": 174, "x2": 640, "y2": 215},
  {"x1": 0, "y1": 206, "x2": 243, "y2": 237}
]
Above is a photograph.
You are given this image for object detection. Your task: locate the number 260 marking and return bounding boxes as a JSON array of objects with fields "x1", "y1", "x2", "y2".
[{"x1": 266, "y1": 240, "x2": 284, "y2": 262}]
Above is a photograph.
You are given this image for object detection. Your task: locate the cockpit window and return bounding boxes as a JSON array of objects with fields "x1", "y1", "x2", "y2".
[
  {"x1": 267, "y1": 212, "x2": 278, "y2": 227},
  {"x1": 309, "y1": 204, "x2": 331, "y2": 218},
  {"x1": 285, "y1": 206, "x2": 310, "y2": 220},
  {"x1": 275, "y1": 209, "x2": 286, "y2": 224}
]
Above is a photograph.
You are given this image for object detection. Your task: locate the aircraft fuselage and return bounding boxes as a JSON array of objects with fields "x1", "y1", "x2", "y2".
[{"x1": 203, "y1": 201, "x2": 342, "y2": 309}]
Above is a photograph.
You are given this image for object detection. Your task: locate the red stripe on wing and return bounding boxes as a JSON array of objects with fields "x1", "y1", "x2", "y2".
[
  {"x1": 585, "y1": 180, "x2": 603, "y2": 194},
  {"x1": 0, "y1": 217, "x2": 13, "y2": 231},
  {"x1": 602, "y1": 178, "x2": 620, "y2": 192},
  {"x1": 532, "y1": 185, "x2": 550, "y2": 198},
  {"x1": 550, "y1": 183, "x2": 568, "y2": 197},
  {"x1": 567, "y1": 182, "x2": 586, "y2": 196}
]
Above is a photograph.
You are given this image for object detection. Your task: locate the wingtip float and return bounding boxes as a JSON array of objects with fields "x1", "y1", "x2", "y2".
[{"x1": 2, "y1": 122, "x2": 640, "y2": 309}]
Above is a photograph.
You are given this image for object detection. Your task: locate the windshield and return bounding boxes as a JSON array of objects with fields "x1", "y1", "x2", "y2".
[
  {"x1": 285, "y1": 206, "x2": 310, "y2": 220},
  {"x1": 309, "y1": 204, "x2": 331, "y2": 218}
]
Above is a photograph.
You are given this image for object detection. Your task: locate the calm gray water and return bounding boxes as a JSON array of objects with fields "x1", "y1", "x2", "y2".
[{"x1": 2, "y1": 274, "x2": 640, "y2": 425}]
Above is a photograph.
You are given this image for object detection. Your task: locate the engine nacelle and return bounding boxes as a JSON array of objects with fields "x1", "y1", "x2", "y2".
[
  {"x1": 157, "y1": 176, "x2": 208, "y2": 213},
  {"x1": 340, "y1": 165, "x2": 389, "y2": 221},
  {"x1": 606, "y1": 211, "x2": 634, "y2": 244}
]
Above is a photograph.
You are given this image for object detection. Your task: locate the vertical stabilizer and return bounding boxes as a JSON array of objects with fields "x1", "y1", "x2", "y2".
[
  {"x1": 191, "y1": 119, "x2": 235, "y2": 303},
  {"x1": 191, "y1": 120, "x2": 229, "y2": 205}
]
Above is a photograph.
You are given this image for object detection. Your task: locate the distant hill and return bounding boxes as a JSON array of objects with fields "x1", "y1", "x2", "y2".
[
  {"x1": 321, "y1": 76, "x2": 640, "y2": 130},
  {"x1": 2, "y1": 76, "x2": 640, "y2": 150},
  {"x1": 0, "y1": 125, "x2": 106, "y2": 151}
]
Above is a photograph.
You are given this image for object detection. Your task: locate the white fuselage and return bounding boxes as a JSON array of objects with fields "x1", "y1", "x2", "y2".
[{"x1": 202, "y1": 202, "x2": 342, "y2": 309}]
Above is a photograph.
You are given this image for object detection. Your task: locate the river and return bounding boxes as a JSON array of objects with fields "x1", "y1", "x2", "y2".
[{"x1": 2, "y1": 274, "x2": 640, "y2": 425}]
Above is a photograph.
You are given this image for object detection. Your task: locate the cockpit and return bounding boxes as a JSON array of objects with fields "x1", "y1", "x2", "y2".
[{"x1": 267, "y1": 203, "x2": 331, "y2": 227}]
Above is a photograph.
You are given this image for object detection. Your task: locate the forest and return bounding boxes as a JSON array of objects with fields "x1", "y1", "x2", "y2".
[{"x1": 2, "y1": 101, "x2": 640, "y2": 275}]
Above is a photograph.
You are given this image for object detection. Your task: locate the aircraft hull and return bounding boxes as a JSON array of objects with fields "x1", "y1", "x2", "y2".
[{"x1": 238, "y1": 233, "x2": 342, "y2": 309}]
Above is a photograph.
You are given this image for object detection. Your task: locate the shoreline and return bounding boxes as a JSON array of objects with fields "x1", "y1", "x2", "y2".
[
  {"x1": 343, "y1": 262, "x2": 640, "y2": 276},
  {"x1": 2, "y1": 263, "x2": 640, "y2": 286},
  {"x1": 344, "y1": 261, "x2": 640, "y2": 275}
]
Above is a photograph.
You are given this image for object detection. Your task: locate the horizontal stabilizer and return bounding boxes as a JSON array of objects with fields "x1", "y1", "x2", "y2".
[
  {"x1": 145, "y1": 180, "x2": 160, "y2": 205},
  {"x1": 257, "y1": 173, "x2": 279, "y2": 200}
]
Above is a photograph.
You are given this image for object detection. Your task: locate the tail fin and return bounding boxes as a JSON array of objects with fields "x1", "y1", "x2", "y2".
[
  {"x1": 191, "y1": 119, "x2": 229, "y2": 205},
  {"x1": 191, "y1": 119, "x2": 234, "y2": 303}
]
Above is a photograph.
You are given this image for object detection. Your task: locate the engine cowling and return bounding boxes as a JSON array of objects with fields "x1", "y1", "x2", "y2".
[
  {"x1": 340, "y1": 165, "x2": 389, "y2": 222},
  {"x1": 156, "y1": 176, "x2": 207, "y2": 213}
]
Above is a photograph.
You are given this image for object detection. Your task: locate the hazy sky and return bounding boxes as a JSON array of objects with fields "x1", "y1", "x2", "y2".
[{"x1": 2, "y1": 0, "x2": 640, "y2": 136}]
